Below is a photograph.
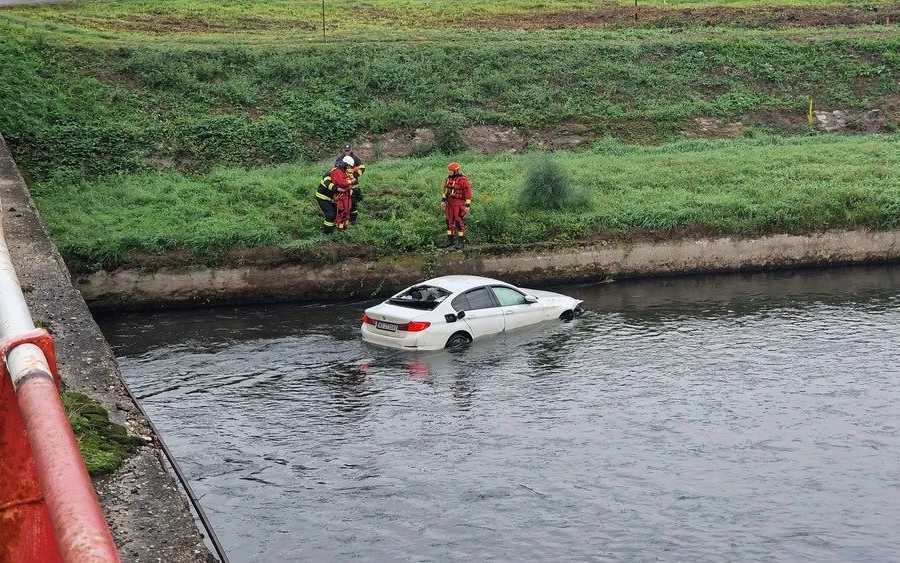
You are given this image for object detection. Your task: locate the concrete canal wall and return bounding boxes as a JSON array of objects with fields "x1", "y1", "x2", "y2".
[
  {"x1": 78, "y1": 229, "x2": 900, "y2": 309},
  {"x1": 0, "y1": 135, "x2": 213, "y2": 562}
]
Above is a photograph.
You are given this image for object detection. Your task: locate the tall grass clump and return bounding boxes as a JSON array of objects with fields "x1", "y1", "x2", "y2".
[
  {"x1": 433, "y1": 110, "x2": 466, "y2": 155},
  {"x1": 519, "y1": 156, "x2": 574, "y2": 211},
  {"x1": 473, "y1": 199, "x2": 514, "y2": 243}
]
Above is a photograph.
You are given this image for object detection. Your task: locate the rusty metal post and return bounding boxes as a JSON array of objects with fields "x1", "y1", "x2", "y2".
[{"x1": 0, "y1": 203, "x2": 120, "y2": 561}]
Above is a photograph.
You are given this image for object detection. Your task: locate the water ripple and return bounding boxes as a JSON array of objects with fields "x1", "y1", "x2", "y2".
[{"x1": 102, "y1": 266, "x2": 900, "y2": 562}]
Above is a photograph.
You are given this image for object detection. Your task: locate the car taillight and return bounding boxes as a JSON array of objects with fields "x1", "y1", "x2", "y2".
[
  {"x1": 401, "y1": 321, "x2": 431, "y2": 332},
  {"x1": 361, "y1": 313, "x2": 375, "y2": 325}
]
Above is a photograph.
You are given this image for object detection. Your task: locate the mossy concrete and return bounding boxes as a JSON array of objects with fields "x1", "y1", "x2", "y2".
[{"x1": 61, "y1": 391, "x2": 142, "y2": 475}]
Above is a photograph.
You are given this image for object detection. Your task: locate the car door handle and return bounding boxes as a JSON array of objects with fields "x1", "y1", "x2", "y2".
[{"x1": 504, "y1": 311, "x2": 514, "y2": 315}]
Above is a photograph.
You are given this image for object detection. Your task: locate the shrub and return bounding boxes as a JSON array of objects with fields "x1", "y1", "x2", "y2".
[
  {"x1": 433, "y1": 110, "x2": 466, "y2": 154},
  {"x1": 519, "y1": 156, "x2": 572, "y2": 211}
]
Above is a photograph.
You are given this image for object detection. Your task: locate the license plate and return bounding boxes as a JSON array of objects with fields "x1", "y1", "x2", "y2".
[{"x1": 375, "y1": 320, "x2": 398, "y2": 332}]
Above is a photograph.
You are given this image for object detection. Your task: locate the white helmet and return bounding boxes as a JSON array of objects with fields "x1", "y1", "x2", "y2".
[{"x1": 342, "y1": 155, "x2": 355, "y2": 167}]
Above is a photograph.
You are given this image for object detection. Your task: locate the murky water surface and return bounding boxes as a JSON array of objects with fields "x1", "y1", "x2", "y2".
[{"x1": 97, "y1": 267, "x2": 900, "y2": 562}]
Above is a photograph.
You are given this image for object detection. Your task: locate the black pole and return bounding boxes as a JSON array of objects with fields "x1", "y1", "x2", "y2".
[{"x1": 322, "y1": 0, "x2": 326, "y2": 41}]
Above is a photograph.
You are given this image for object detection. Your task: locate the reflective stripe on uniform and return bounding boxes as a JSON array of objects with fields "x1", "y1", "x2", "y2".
[{"x1": 317, "y1": 173, "x2": 336, "y2": 201}]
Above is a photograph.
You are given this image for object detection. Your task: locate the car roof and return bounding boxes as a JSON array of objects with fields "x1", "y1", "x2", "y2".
[{"x1": 417, "y1": 275, "x2": 510, "y2": 293}]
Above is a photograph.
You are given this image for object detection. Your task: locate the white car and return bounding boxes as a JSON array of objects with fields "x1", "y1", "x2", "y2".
[{"x1": 361, "y1": 275, "x2": 583, "y2": 351}]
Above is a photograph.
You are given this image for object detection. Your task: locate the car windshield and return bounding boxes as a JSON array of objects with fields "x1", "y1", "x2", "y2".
[{"x1": 387, "y1": 285, "x2": 451, "y2": 310}]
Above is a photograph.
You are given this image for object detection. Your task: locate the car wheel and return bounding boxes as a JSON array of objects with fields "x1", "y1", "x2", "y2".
[
  {"x1": 559, "y1": 309, "x2": 575, "y2": 321},
  {"x1": 445, "y1": 332, "x2": 473, "y2": 349}
]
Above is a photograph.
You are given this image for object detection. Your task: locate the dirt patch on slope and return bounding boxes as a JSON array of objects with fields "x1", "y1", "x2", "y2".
[
  {"x1": 345, "y1": 104, "x2": 891, "y2": 161},
  {"x1": 56, "y1": 3, "x2": 900, "y2": 34},
  {"x1": 477, "y1": 4, "x2": 900, "y2": 30}
]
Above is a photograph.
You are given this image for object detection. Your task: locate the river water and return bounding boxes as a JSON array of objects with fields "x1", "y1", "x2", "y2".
[{"x1": 95, "y1": 266, "x2": 900, "y2": 562}]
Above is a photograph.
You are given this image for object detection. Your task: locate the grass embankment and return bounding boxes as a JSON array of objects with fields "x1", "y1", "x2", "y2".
[
  {"x1": 0, "y1": 0, "x2": 899, "y2": 267},
  {"x1": 1, "y1": 2, "x2": 899, "y2": 181},
  {"x1": 30, "y1": 135, "x2": 900, "y2": 272}
]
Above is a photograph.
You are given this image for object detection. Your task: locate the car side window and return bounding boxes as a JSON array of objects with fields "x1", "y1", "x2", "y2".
[
  {"x1": 462, "y1": 287, "x2": 495, "y2": 311},
  {"x1": 451, "y1": 294, "x2": 470, "y2": 312},
  {"x1": 491, "y1": 286, "x2": 527, "y2": 306}
]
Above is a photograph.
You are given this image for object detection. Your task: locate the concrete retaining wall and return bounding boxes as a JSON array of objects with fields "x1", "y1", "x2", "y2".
[{"x1": 78, "y1": 230, "x2": 900, "y2": 309}]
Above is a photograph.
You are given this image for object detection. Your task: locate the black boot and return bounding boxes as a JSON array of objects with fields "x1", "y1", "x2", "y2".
[
  {"x1": 454, "y1": 236, "x2": 466, "y2": 249},
  {"x1": 322, "y1": 224, "x2": 335, "y2": 234},
  {"x1": 441, "y1": 235, "x2": 455, "y2": 248}
]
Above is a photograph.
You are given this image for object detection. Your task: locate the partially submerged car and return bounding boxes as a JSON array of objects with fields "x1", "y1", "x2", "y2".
[{"x1": 361, "y1": 275, "x2": 584, "y2": 351}]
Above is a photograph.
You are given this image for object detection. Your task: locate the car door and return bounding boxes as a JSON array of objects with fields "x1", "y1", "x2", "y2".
[
  {"x1": 490, "y1": 285, "x2": 546, "y2": 331},
  {"x1": 452, "y1": 286, "x2": 505, "y2": 338}
]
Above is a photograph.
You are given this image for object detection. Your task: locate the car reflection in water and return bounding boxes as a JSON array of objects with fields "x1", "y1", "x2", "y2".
[{"x1": 354, "y1": 312, "x2": 585, "y2": 414}]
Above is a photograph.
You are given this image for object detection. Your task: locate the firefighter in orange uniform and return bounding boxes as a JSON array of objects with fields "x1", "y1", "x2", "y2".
[{"x1": 441, "y1": 162, "x2": 472, "y2": 249}]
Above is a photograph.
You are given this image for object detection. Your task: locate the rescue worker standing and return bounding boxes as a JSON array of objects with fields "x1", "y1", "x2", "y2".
[
  {"x1": 316, "y1": 156, "x2": 357, "y2": 234},
  {"x1": 334, "y1": 143, "x2": 366, "y2": 224},
  {"x1": 441, "y1": 162, "x2": 472, "y2": 249}
]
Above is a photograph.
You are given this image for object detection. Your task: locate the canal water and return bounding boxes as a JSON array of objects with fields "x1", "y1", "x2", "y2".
[{"x1": 95, "y1": 266, "x2": 900, "y2": 562}]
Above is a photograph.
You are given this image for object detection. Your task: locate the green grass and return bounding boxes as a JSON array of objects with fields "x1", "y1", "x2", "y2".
[
  {"x1": 31, "y1": 135, "x2": 900, "y2": 272},
  {"x1": 2, "y1": 1, "x2": 900, "y2": 271},
  {"x1": 3, "y1": 0, "x2": 890, "y2": 38},
  {"x1": 1, "y1": 30, "x2": 898, "y2": 181}
]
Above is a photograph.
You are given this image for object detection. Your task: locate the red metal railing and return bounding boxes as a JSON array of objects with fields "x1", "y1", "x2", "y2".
[{"x1": 1, "y1": 212, "x2": 120, "y2": 561}]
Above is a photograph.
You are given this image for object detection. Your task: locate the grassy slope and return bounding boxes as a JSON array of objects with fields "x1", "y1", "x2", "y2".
[
  {"x1": 0, "y1": 0, "x2": 899, "y2": 270},
  {"x1": 35, "y1": 136, "x2": 900, "y2": 272},
  {"x1": 2, "y1": 0, "x2": 883, "y2": 32}
]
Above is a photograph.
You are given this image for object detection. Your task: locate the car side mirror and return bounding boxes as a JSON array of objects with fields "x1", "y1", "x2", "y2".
[
  {"x1": 524, "y1": 295, "x2": 538, "y2": 304},
  {"x1": 457, "y1": 310, "x2": 466, "y2": 319},
  {"x1": 444, "y1": 313, "x2": 457, "y2": 323}
]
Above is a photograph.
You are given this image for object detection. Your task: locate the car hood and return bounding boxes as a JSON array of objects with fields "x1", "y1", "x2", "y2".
[{"x1": 526, "y1": 289, "x2": 582, "y2": 307}]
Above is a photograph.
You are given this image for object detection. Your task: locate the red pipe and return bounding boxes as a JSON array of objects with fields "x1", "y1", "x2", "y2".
[
  {"x1": 1, "y1": 329, "x2": 120, "y2": 562},
  {"x1": 18, "y1": 376, "x2": 121, "y2": 562}
]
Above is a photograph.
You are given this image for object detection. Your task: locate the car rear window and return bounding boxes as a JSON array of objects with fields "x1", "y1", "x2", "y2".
[{"x1": 387, "y1": 285, "x2": 451, "y2": 310}]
